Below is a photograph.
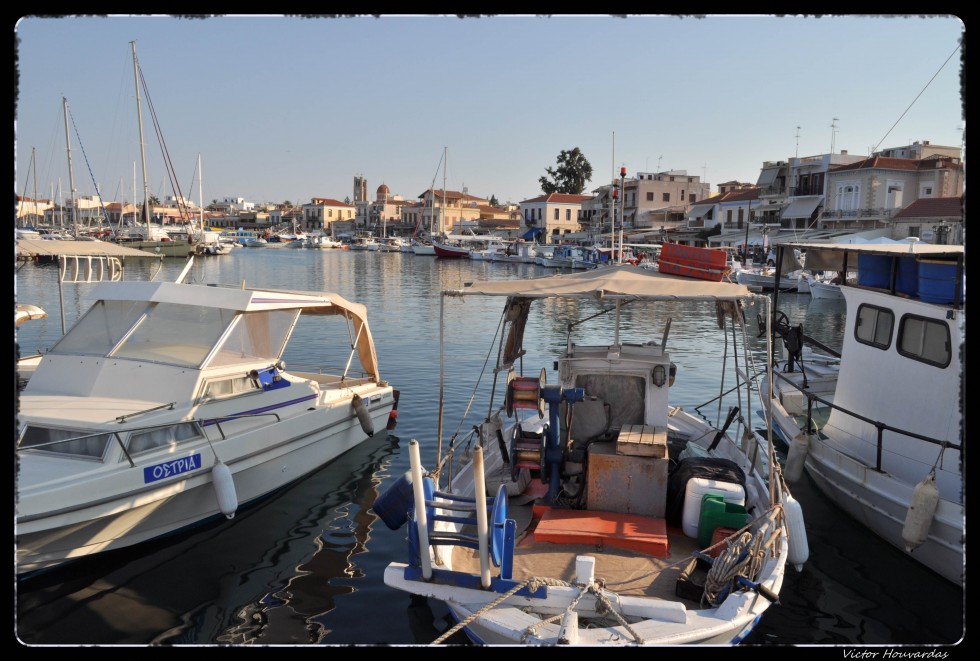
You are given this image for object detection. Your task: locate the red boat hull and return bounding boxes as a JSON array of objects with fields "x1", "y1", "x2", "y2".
[{"x1": 432, "y1": 241, "x2": 470, "y2": 258}]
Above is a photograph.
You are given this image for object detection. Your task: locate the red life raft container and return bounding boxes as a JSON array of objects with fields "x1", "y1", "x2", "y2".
[{"x1": 658, "y1": 243, "x2": 730, "y2": 282}]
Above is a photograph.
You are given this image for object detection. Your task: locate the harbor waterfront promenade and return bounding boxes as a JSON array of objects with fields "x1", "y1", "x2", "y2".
[{"x1": 14, "y1": 247, "x2": 964, "y2": 647}]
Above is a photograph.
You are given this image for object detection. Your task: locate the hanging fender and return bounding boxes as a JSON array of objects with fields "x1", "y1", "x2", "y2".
[
  {"x1": 784, "y1": 431, "x2": 812, "y2": 483},
  {"x1": 902, "y1": 472, "x2": 940, "y2": 552},
  {"x1": 352, "y1": 393, "x2": 375, "y2": 437},
  {"x1": 212, "y1": 460, "x2": 238, "y2": 519}
]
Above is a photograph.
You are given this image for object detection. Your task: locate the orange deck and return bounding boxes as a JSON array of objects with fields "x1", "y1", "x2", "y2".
[{"x1": 531, "y1": 508, "x2": 670, "y2": 557}]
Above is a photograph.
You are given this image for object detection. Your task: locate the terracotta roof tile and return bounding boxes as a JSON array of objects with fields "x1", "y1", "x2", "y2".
[{"x1": 892, "y1": 196, "x2": 964, "y2": 219}]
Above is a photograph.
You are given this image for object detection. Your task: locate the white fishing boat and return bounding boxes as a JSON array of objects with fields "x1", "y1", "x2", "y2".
[
  {"x1": 496, "y1": 240, "x2": 540, "y2": 264},
  {"x1": 16, "y1": 269, "x2": 400, "y2": 577},
  {"x1": 376, "y1": 265, "x2": 806, "y2": 646},
  {"x1": 764, "y1": 240, "x2": 964, "y2": 586},
  {"x1": 735, "y1": 265, "x2": 801, "y2": 292},
  {"x1": 806, "y1": 279, "x2": 843, "y2": 300}
]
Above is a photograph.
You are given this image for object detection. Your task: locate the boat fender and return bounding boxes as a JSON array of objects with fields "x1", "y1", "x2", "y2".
[
  {"x1": 352, "y1": 394, "x2": 374, "y2": 437},
  {"x1": 212, "y1": 460, "x2": 238, "y2": 519},
  {"x1": 784, "y1": 431, "x2": 811, "y2": 483},
  {"x1": 902, "y1": 471, "x2": 940, "y2": 552},
  {"x1": 372, "y1": 471, "x2": 415, "y2": 530},
  {"x1": 386, "y1": 389, "x2": 401, "y2": 431},
  {"x1": 783, "y1": 490, "x2": 809, "y2": 571}
]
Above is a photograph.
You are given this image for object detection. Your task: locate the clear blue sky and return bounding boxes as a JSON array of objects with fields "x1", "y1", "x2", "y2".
[{"x1": 14, "y1": 14, "x2": 965, "y2": 208}]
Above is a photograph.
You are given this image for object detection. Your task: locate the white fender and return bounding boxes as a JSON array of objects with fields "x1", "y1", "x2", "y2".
[
  {"x1": 783, "y1": 490, "x2": 809, "y2": 571},
  {"x1": 352, "y1": 393, "x2": 375, "y2": 437},
  {"x1": 784, "y1": 431, "x2": 811, "y2": 483},
  {"x1": 902, "y1": 472, "x2": 939, "y2": 552},
  {"x1": 212, "y1": 460, "x2": 238, "y2": 519}
]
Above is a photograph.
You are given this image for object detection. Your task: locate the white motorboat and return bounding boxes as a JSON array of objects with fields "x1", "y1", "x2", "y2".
[
  {"x1": 376, "y1": 265, "x2": 806, "y2": 646},
  {"x1": 764, "y1": 241, "x2": 964, "y2": 585},
  {"x1": 807, "y1": 276, "x2": 844, "y2": 300},
  {"x1": 16, "y1": 276, "x2": 399, "y2": 576}
]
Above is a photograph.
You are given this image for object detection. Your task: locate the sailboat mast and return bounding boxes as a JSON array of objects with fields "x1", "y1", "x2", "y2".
[
  {"x1": 198, "y1": 153, "x2": 204, "y2": 232},
  {"x1": 131, "y1": 41, "x2": 150, "y2": 230},
  {"x1": 441, "y1": 146, "x2": 447, "y2": 237},
  {"x1": 31, "y1": 147, "x2": 38, "y2": 226},
  {"x1": 62, "y1": 97, "x2": 79, "y2": 237}
]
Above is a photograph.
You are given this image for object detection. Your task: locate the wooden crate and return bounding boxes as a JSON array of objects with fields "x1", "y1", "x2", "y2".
[{"x1": 616, "y1": 424, "x2": 668, "y2": 458}]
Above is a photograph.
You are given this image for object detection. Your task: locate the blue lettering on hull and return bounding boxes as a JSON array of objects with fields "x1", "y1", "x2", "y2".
[{"x1": 144, "y1": 453, "x2": 203, "y2": 484}]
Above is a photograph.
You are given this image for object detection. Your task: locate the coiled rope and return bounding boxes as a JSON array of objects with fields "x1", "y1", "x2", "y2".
[{"x1": 702, "y1": 506, "x2": 783, "y2": 606}]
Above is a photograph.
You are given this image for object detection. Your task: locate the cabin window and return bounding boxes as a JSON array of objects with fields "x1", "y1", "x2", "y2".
[
  {"x1": 19, "y1": 426, "x2": 113, "y2": 460},
  {"x1": 127, "y1": 422, "x2": 202, "y2": 456},
  {"x1": 854, "y1": 303, "x2": 893, "y2": 349},
  {"x1": 897, "y1": 314, "x2": 951, "y2": 368},
  {"x1": 201, "y1": 375, "x2": 262, "y2": 400}
]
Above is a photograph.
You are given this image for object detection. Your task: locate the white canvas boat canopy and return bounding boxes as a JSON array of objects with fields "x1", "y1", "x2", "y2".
[
  {"x1": 16, "y1": 238, "x2": 165, "y2": 259},
  {"x1": 88, "y1": 281, "x2": 382, "y2": 380},
  {"x1": 447, "y1": 264, "x2": 754, "y2": 300}
]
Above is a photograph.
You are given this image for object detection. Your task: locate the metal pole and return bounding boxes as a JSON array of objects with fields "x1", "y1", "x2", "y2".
[
  {"x1": 132, "y1": 41, "x2": 150, "y2": 230},
  {"x1": 62, "y1": 97, "x2": 78, "y2": 238}
]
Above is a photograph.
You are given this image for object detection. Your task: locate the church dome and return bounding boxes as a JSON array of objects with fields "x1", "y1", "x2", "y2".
[{"x1": 377, "y1": 183, "x2": 390, "y2": 195}]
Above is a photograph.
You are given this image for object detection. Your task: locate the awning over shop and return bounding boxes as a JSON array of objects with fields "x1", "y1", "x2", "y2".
[
  {"x1": 522, "y1": 227, "x2": 544, "y2": 240},
  {"x1": 780, "y1": 196, "x2": 822, "y2": 219},
  {"x1": 756, "y1": 168, "x2": 779, "y2": 186},
  {"x1": 686, "y1": 204, "x2": 714, "y2": 219}
]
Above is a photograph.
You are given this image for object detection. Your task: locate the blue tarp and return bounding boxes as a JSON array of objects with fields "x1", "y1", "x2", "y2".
[{"x1": 522, "y1": 227, "x2": 543, "y2": 240}]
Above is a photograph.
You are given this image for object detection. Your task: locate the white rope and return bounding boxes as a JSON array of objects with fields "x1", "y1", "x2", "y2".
[{"x1": 432, "y1": 576, "x2": 569, "y2": 645}]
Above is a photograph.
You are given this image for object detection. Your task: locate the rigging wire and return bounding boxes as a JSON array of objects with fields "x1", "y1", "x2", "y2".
[
  {"x1": 870, "y1": 39, "x2": 962, "y2": 154},
  {"x1": 66, "y1": 103, "x2": 113, "y2": 228}
]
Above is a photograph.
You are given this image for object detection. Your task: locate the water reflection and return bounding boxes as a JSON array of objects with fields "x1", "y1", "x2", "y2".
[
  {"x1": 14, "y1": 250, "x2": 961, "y2": 647},
  {"x1": 17, "y1": 433, "x2": 400, "y2": 645}
]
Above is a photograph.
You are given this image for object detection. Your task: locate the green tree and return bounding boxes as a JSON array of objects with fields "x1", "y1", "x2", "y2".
[
  {"x1": 539, "y1": 147, "x2": 593, "y2": 195},
  {"x1": 148, "y1": 195, "x2": 161, "y2": 206},
  {"x1": 490, "y1": 194, "x2": 500, "y2": 206},
  {"x1": 344, "y1": 196, "x2": 351, "y2": 205}
]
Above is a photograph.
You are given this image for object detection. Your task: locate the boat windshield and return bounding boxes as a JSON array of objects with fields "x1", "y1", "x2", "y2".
[{"x1": 51, "y1": 300, "x2": 238, "y2": 368}]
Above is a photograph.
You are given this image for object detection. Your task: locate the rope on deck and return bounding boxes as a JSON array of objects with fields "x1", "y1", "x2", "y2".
[{"x1": 431, "y1": 576, "x2": 568, "y2": 645}]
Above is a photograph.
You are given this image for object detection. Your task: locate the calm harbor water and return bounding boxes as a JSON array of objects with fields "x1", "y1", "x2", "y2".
[{"x1": 14, "y1": 247, "x2": 964, "y2": 647}]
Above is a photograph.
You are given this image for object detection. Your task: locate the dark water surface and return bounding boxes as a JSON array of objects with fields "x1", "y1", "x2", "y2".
[{"x1": 14, "y1": 248, "x2": 964, "y2": 647}]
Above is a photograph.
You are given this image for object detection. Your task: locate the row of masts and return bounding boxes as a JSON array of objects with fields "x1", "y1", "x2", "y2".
[{"x1": 18, "y1": 41, "x2": 205, "y2": 238}]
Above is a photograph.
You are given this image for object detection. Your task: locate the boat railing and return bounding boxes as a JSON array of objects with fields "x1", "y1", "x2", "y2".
[{"x1": 770, "y1": 371, "x2": 962, "y2": 471}]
